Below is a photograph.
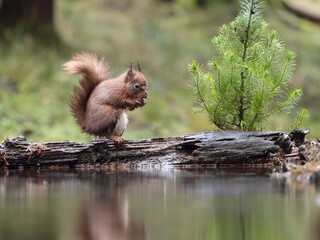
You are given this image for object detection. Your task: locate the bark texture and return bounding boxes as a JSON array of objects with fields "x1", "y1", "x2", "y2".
[
  {"x1": 0, "y1": 130, "x2": 285, "y2": 168},
  {"x1": 0, "y1": 0, "x2": 54, "y2": 31}
]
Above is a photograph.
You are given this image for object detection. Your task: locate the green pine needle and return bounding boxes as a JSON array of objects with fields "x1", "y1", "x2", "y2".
[
  {"x1": 292, "y1": 108, "x2": 310, "y2": 130},
  {"x1": 189, "y1": 0, "x2": 304, "y2": 131}
]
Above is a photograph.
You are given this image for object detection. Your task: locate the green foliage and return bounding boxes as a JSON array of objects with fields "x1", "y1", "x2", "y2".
[
  {"x1": 189, "y1": 0, "x2": 303, "y2": 131},
  {"x1": 292, "y1": 108, "x2": 310, "y2": 130},
  {"x1": 0, "y1": 0, "x2": 319, "y2": 141}
]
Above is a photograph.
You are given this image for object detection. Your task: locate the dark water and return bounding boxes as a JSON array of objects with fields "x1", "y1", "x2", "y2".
[{"x1": 0, "y1": 168, "x2": 319, "y2": 240}]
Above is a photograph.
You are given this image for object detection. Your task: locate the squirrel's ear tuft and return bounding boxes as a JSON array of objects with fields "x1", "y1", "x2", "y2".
[
  {"x1": 137, "y1": 61, "x2": 142, "y2": 72},
  {"x1": 125, "y1": 63, "x2": 134, "y2": 82}
]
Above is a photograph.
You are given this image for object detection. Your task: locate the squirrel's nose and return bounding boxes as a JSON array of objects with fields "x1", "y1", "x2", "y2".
[{"x1": 144, "y1": 91, "x2": 148, "y2": 98}]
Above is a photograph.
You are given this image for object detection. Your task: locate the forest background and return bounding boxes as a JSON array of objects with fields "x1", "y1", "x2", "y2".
[{"x1": 0, "y1": 0, "x2": 319, "y2": 142}]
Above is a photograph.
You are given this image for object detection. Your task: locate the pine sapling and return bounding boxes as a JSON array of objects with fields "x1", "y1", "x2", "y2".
[
  {"x1": 292, "y1": 108, "x2": 309, "y2": 130},
  {"x1": 189, "y1": 0, "x2": 302, "y2": 131}
]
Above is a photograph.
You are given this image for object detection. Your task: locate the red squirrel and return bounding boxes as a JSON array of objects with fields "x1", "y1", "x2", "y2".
[{"x1": 63, "y1": 52, "x2": 148, "y2": 144}]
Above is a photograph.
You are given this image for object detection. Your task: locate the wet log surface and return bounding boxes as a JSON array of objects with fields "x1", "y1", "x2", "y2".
[{"x1": 0, "y1": 130, "x2": 316, "y2": 168}]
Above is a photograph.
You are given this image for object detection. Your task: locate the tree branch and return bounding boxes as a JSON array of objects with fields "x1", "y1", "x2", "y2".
[{"x1": 282, "y1": 1, "x2": 320, "y2": 24}]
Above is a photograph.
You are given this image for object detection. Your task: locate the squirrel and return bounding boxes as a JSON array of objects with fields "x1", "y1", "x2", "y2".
[{"x1": 63, "y1": 52, "x2": 148, "y2": 144}]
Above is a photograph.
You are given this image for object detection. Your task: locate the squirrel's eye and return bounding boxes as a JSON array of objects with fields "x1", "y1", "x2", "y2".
[{"x1": 134, "y1": 84, "x2": 140, "y2": 89}]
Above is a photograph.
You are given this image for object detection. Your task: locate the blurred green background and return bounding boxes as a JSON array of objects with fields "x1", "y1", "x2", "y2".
[{"x1": 0, "y1": 0, "x2": 319, "y2": 142}]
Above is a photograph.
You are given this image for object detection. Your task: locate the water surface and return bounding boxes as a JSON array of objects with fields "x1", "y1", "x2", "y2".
[{"x1": 0, "y1": 168, "x2": 319, "y2": 240}]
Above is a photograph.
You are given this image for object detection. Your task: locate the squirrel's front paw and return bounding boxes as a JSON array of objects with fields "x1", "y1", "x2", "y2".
[
  {"x1": 135, "y1": 98, "x2": 147, "y2": 107},
  {"x1": 142, "y1": 98, "x2": 147, "y2": 105},
  {"x1": 127, "y1": 98, "x2": 147, "y2": 111},
  {"x1": 135, "y1": 99, "x2": 143, "y2": 106}
]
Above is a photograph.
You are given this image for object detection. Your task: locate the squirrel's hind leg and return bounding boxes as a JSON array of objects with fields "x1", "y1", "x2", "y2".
[
  {"x1": 110, "y1": 111, "x2": 128, "y2": 145},
  {"x1": 111, "y1": 136, "x2": 125, "y2": 145}
]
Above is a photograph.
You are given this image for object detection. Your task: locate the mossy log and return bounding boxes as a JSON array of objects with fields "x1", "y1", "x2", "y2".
[{"x1": 0, "y1": 130, "x2": 315, "y2": 168}]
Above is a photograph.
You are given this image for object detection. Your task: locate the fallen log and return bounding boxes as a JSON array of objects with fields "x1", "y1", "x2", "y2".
[{"x1": 0, "y1": 130, "x2": 314, "y2": 168}]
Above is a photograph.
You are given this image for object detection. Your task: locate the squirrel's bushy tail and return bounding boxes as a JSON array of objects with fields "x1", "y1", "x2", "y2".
[{"x1": 63, "y1": 52, "x2": 111, "y2": 127}]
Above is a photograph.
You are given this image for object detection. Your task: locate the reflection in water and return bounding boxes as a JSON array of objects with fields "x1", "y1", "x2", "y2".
[
  {"x1": 0, "y1": 168, "x2": 319, "y2": 240},
  {"x1": 77, "y1": 187, "x2": 146, "y2": 240}
]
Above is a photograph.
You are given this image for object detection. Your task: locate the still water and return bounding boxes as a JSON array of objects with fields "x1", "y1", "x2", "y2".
[{"x1": 0, "y1": 168, "x2": 319, "y2": 240}]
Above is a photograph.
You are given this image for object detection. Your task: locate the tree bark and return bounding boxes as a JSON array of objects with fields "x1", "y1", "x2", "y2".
[
  {"x1": 195, "y1": 0, "x2": 207, "y2": 7},
  {"x1": 0, "y1": 0, "x2": 54, "y2": 32},
  {"x1": 0, "y1": 130, "x2": 292, "y2": 168}
]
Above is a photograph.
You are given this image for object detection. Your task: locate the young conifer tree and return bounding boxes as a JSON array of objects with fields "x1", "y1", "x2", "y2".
[{"x1": 189, "y1": 0, "x2": 302, "y2": 131}]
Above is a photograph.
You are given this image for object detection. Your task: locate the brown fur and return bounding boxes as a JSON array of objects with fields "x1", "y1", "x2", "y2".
[{"x1": 63, "y1": 52, "x2": 148, "y2": 138}]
